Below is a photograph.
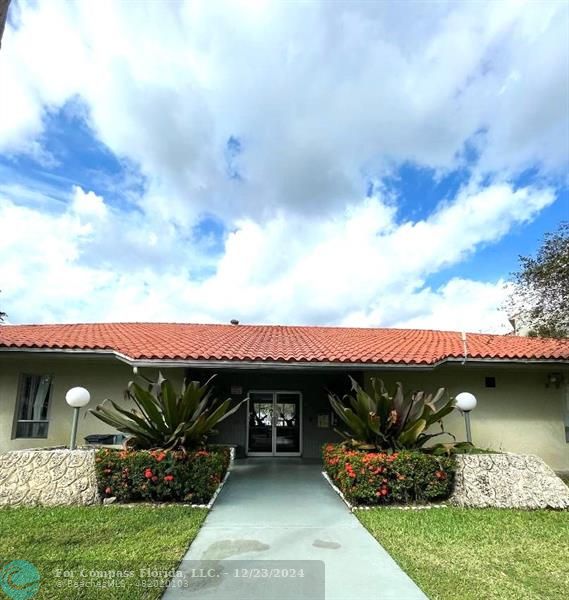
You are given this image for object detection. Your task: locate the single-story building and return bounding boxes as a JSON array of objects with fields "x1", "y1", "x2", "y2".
[{"x1": 1, "y1": 322, "x2": 568, "y2": 470}]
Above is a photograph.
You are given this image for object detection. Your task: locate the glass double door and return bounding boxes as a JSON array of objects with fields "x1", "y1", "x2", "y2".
[{"x1": 247, "y1": 391, "x2": 302, "y2": 456}]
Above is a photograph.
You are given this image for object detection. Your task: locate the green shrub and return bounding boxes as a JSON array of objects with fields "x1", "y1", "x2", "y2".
[
  {"x1": 90, "y1": 371, "x2": 246, "y2": 451},
  {"x1": 95, "y1": 446, "x2": 230, "y2": 504},
  {"x1": 328, "y1": 376, "x2": 455, "y2": 451},
  {"x1": 323, "y1": 443, "x2": 455, "y2": 505}
]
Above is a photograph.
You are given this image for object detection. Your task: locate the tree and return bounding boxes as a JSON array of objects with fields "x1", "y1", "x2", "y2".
[
  {"x1": 0, "y1": 290, "x2": 5, "y2": 322},
  {"x1": 0, "y1": 0, "x2": 11, "y2": 50},
  {"x1": 506, "y1": 222, "x2": 569, "y2": 338}
]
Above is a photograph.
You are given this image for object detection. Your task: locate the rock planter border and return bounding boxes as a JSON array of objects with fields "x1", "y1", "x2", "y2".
[
  {"x1": 0, "y1": 446, "x2": 236, "y2": 509},
  {"x1": 0, "y1": 448, "x2": 99, "y2": 507},
  {"x1": 450, "y1": 452, "x2": 569, "y2": 509}
]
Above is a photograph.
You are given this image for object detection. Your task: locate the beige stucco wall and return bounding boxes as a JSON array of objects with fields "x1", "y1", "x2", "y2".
[
  {"x1": 1, "y1": 353, "x2": 568, "y2": 471},
  {"x1": 0, "y1": 354, "x2": 184, "y2": 452},
  {"x1": 365, "y1": 364, "x2": 569, "y2": 471}
]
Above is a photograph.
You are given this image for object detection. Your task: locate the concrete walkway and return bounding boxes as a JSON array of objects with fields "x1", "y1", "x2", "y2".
[{"x1": 163, "y1": 458, "x2": 427, "y2": 600}]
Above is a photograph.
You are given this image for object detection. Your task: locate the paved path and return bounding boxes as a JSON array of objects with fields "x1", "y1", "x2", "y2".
[{"x1": 163, "y1": 458, "x2": 427, "y2": 600}]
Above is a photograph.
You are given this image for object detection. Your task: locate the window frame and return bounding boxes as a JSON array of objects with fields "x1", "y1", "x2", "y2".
[{"x1": 11, "y1": 373, "x2": 55, "y2": 440}]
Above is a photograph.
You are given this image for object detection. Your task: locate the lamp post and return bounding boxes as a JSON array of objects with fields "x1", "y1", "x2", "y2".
[
  {"x1": 65, "y1": 387, "x2": 91, "y2": 450},
  {"x1": 455, "y1": 392, "x2": 477, "y2": 445}
]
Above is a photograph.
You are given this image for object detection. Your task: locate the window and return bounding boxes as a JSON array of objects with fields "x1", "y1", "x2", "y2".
[
  {"x1": 485, "y1": 376, "x2": 496, "y2": 388},
  {"x1": 13, "y1": 374, "x2": 54, "y2": 439}
]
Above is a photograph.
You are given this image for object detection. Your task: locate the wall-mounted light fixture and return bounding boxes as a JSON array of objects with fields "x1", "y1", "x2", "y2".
[{"x1": 546, "y1": 373, "x2": 563, "y2": 389}]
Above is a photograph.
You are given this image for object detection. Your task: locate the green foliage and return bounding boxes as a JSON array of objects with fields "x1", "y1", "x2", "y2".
[
  {"x1": 90, "y1": 371, "x2": 246, "y2": 450},
  {"x1": 0, "y1": 505, "x2": 207, "y2": 600},
  {"x1": 357, "y1": 508, "x2": 569, "y2": 600},
  {"x1": 323, "y1": 443, "x2": 455, "y2": 505},
  {"x1": 328, "y1": 376, "x2": 455, "y2": 451},
  {"x1": 0, "y1": 289, "x2": 6, "y2": 322},
  {"x1": 95, "y1": 446, "x2": 230, "y2": 503},
  {"x1": 506, "y1": 221, "x2": 569, "y2": 338},
  {"x1": 428, "y1": 441, "x2": 500, "y2": 456}
]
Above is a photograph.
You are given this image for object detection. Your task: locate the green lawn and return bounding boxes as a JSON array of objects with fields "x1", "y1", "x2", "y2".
[
  {"x1": 0, "y1": 505, "x2": 207, "y2": 599},
  {"x1": 357, "y1": 507, "x2": 569, "y2": 600}
]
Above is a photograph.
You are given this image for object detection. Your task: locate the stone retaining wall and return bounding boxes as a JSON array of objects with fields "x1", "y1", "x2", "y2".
[
  {"x1": 1, "y1": 449, "x2": 568, "y2": 509},
  {"x1": 450, "y1": 453, "x2": 569, "y2": 509},
  {"x1": 0, "y1": 448, "x2": 99, "y2": 507}
]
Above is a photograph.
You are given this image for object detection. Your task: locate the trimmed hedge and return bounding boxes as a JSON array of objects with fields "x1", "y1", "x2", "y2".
[
  {"x1": 323, "y1": 443, "x2": 455, "y2": 505},
  {"x1": 95, "y1": 447, "x2": 230, "y2": 504}
]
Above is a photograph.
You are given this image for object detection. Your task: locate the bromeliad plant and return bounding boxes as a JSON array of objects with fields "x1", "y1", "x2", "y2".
[
  {"x1": 90, "y1": 370, "x2": 246, "y2": 451},
  {"x1": 328, "y1": 377, "x2": 455, "y2": 451}
]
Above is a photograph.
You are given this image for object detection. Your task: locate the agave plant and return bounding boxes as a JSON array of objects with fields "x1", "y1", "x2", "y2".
[
  {"x1": 90, "y1": 371, "x2": 246, "y2": 450},
  {"x1": 328, "y1": 377, "x2": 455, "y2": 451}
]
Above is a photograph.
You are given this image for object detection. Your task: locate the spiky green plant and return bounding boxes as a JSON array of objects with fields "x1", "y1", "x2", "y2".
[
  {"x1": 328, "y1": 377, "x2": 455, "y2": 451},
  {"x1": 90, "y1": 371, "x2": 246, "y2": 450}
]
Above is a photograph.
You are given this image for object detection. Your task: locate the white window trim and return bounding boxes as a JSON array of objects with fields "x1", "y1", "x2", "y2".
[{"x1": 12, "y1": 373, "x2": 54, "y2": 440}]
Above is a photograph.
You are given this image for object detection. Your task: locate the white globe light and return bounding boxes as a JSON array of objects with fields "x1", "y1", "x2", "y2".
[
  {"x1": 65, "y1": 387, "x2": 91, "y2": 408},
  {"x1": 455, "y1": 392, "x2": 477, "y2": 412}
]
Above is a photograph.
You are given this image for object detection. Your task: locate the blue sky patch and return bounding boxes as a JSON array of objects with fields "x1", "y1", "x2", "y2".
[{"x1": 0, "y1": 98, "x2": 145, "y2": 213}]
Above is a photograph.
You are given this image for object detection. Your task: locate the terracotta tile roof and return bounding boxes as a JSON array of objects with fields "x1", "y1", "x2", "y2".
[{"x1": 0, "y1": 323, "x2": 568, "y2": 365}]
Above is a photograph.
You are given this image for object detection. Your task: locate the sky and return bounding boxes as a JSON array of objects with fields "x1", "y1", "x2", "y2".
[{"x1": 0, "y1": 0, "x2": 568, "y2": 333}]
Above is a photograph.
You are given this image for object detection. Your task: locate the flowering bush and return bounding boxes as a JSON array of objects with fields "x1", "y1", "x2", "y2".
[
  {"x1": 95, "y1": 446, "x2": 230, "y2": 503},
  {"x1": 323, "y1": 443, "x2": 455, "y2": 505}
]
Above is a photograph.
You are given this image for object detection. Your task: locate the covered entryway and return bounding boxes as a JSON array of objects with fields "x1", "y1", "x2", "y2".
[
  {"x1": 247, "y1": 391, "x2": 302, "y2": 456},
  {"x1": 187, "y1": 369, "x2": 358, "y2": 459}
]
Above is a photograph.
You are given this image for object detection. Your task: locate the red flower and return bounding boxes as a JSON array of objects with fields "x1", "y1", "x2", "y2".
[
  {"x1": 164, "y1": 474, "x2": 174, "y2": 482},
  {"x1": 144, "y1": 468, "x2": 153, "y2": 479},
  {"x1": 105, "y1": 487, "x2": 112, "y2": 495},
  {"x1": 345, "y1": 463, "x2": 357, "y2": 479},
  {"x1": 151, "y1": 476, "x2": 158, "y2": 483},
  {"x1": 435, "y1": 470, "x2": 447, "y2": 480}
]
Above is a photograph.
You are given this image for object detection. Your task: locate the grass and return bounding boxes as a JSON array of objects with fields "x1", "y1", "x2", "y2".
[
  {"x1": 357, "y1": 507, "x2": 569, "y2": 600},
  {"x1": 0, "y1": 505, "x2": 207, "y2": 599}
]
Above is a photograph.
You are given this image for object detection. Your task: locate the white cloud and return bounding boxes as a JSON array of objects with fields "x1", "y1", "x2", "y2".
[
  {"x1": 391, "y1": 279, "x2": 511, "y2": 333},
  {"x1": 1, "y1": 1, "x2": 567, "y2": 220},
  {"x1": 0, "y1": 1, "x2": 566, "y2": 330},
  {"x1": 0, "y1": 181, "x2": 555, "y2": 330},
  {"x1": 70, "y1": 187, "x2": 108, "y2": 220}
]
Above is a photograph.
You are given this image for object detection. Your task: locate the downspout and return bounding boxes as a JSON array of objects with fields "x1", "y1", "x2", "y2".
[
  {"x1": 461, "y1": 332, "x2": 468, "y2": 365},
  {"x1": 563, "y1": 370, "x2": 569, "y2": 444}
]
